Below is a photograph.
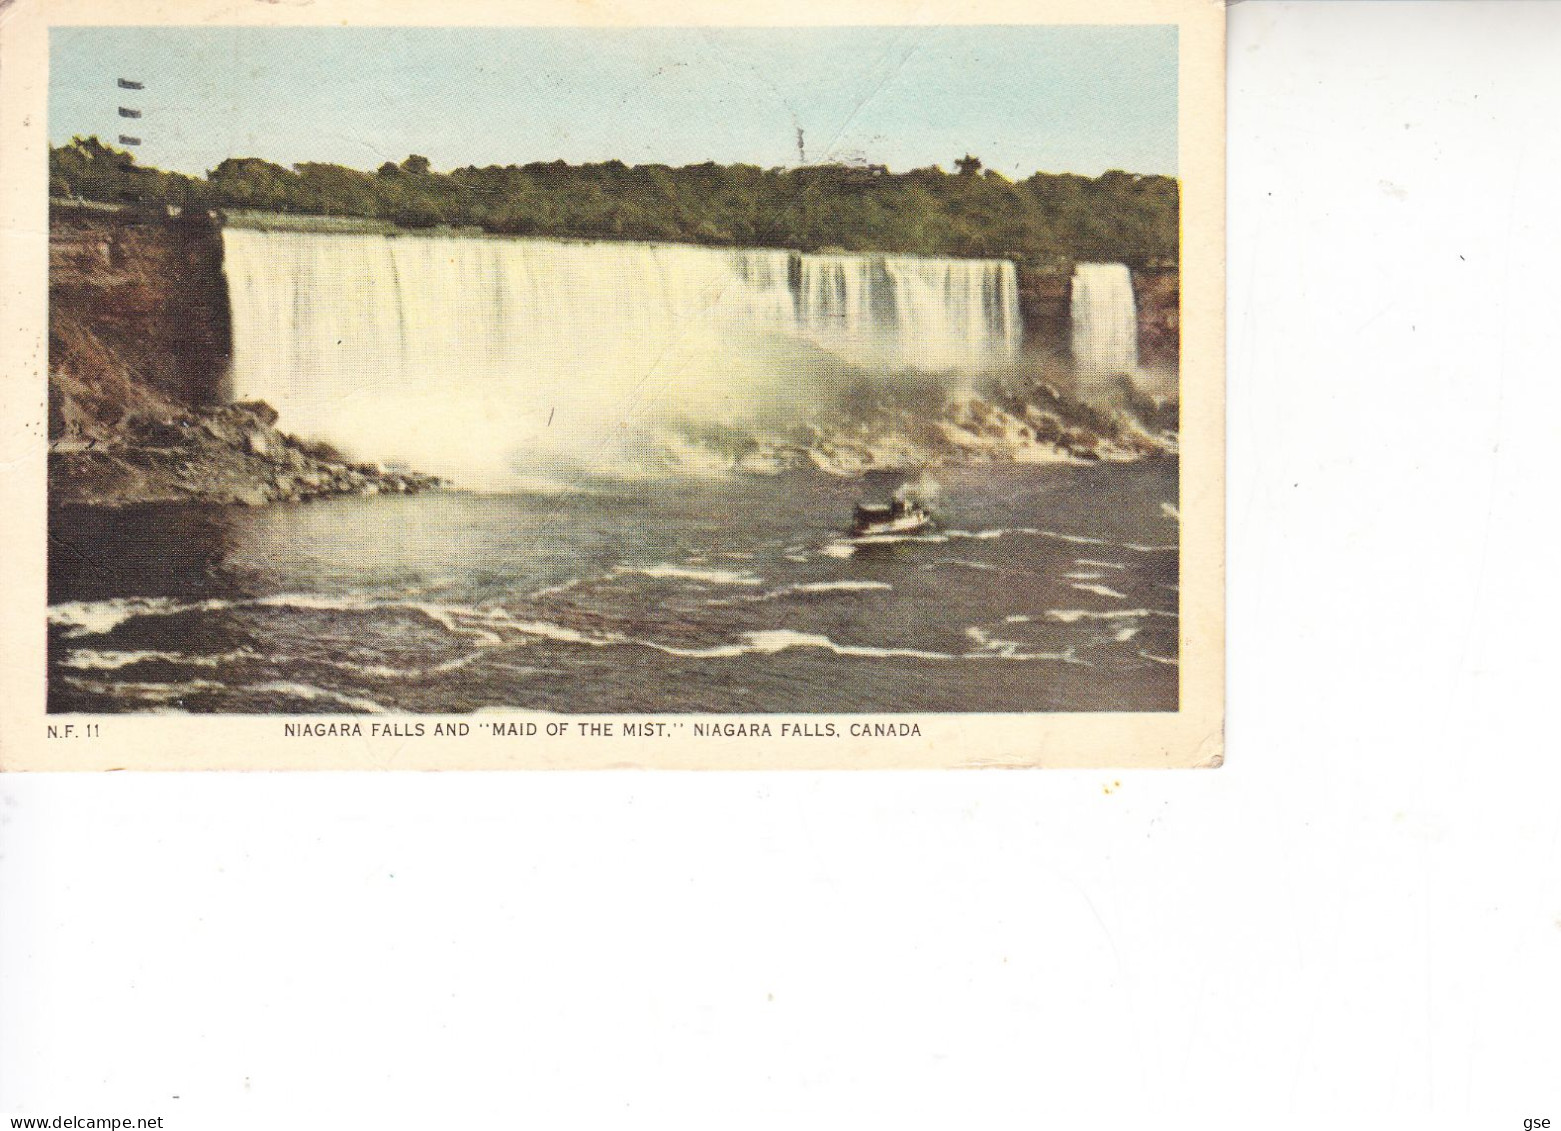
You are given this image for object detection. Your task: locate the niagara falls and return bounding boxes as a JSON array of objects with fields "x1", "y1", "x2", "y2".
[{"x1": 220, "y1": 229, "x2": 1025, "y2": 488}]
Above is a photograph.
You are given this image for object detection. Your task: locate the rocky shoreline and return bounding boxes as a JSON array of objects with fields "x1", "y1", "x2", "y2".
[
  {"x1": 720, "y1": 382, "x2": 1176, "y2": 479},
  {"x1": 49, "y1": 399, "x2": 442, "y2": 508}
]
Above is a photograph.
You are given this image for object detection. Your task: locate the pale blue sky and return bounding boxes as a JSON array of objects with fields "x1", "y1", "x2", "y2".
[{"x1": 51, "y1": 26, "x2": 1177, "y2": 179}]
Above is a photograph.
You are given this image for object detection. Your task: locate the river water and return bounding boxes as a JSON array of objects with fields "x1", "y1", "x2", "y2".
[{"x1": 47, "y1": 460, "x2": 1178, "y2": 715}]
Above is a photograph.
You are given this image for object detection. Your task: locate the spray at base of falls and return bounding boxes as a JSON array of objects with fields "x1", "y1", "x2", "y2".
[
  {"x1": 1070, "y1": 262, "x2": 1139, "y2": 387},
  {"x1": 221, "y1": 229, "x2": 1025, "y2": 489}
]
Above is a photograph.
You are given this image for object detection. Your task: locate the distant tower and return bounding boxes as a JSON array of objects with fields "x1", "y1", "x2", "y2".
[{"x1": 796, "y1": 127, "x2": 805, "y2": 166}]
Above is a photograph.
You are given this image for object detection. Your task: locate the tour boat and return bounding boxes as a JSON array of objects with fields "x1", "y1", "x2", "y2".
[{"x1": 851, "y1": 497, "x2": 933, "y2": 538}]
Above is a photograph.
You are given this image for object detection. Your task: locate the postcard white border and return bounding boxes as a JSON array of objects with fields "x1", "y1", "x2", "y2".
[{"x1": 0, "y1": 0, "x2": 1223, "y2": 770}]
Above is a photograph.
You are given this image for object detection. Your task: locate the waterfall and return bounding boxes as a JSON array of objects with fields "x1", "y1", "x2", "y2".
[
  {"x1": 1070, "y1": 262, "x2": 1138, "y2": 379},
  {"x1": 794, "y1": 252, "x2": 1020, "y2": 371},
  {"x1": 221, "y1": 229, "x2": 1021, "y2": 487}
]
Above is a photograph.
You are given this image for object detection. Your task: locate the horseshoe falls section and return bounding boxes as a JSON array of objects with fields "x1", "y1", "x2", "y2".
[
  {"x1": 1070, "y1": 261, "x2": 1139, "y2": 381},
  {"x1": 221, "y1": 229, "x2": 1021, "y2": 488}
]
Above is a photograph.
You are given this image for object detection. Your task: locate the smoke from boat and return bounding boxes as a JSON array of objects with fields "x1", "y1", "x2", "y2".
[{"x1": 895, "y1": 472, "x2": 942, "y2": 508}]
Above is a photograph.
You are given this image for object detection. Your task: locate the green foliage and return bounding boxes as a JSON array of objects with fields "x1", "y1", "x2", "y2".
[
  {"x1": 48, "y1": 138, "x2": 1180, "y2": 266},
  {"x1": 50, "y1": 136, "x2": 200, "y2": 207}
]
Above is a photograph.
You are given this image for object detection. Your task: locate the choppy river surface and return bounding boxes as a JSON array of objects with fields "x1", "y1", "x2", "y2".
[{"x1": 48, "y1": 460, "x2": 1178, "y2": 714}]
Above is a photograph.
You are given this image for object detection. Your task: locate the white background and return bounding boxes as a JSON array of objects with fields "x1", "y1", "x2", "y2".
[{"x1": 4, "y1": 2, "x2": 1560, "y2": 1126}]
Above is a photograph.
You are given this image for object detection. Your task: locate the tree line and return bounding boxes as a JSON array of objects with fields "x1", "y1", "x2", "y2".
[{"x1": 50, "y1": 136, "x2": 1179, "y2": 268}]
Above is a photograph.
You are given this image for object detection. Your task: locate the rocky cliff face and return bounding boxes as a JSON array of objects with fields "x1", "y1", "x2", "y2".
[
  {"x1": 50, "y1": 207, "x2": 231, "y2": 418},
  {"x1": 1016, "y1": 267, "x2": 1073, "y2": 355},
  {"x1": 1132, "y1": 267, "x2": 1180, "y2": 370},
  {"x1": 49, "y1": 206, "x2": 439, "y2": 506}
]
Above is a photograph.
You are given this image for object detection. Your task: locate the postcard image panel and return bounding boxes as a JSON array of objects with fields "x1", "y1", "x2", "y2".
[{"x1": 0, "y1": 0, "x2": 1224, "y2": 768}]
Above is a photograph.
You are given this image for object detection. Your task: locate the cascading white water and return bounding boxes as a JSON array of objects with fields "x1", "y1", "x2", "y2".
[
  {"x1": 221, "y1": 228, "x2": 1021, "y2": 487},
  {"x1": 1070, "y1": 262, "x2": 1139, "y2": 379},
  {"x1": 794, "y1": 252, "x2": 1020, "y2": 371}
]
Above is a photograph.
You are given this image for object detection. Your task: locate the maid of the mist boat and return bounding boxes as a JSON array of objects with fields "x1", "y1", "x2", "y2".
[{"x1": 850, "y1": 495, "x2": 934, "y2": 538}]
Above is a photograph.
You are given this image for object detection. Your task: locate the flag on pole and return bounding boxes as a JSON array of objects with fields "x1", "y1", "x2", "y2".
[
  {"x1": 118, "y1": 107, "x2": 141, "y2": 118},
  {"x1": 118, "y1": 78, "x2": 144, "y2": 90}
]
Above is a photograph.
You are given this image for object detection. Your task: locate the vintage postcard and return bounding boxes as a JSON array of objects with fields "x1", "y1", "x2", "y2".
[{"x1": 0, "y1": 0, "x2": 1224, "y2": 769}]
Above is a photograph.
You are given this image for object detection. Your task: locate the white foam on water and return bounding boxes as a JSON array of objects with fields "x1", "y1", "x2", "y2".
[
  {"x1": 820, "y1": 542, "x2": 858, "y2": 559},
  {"x1": 643, "y1": 640, "x2": 751, "y2": 659},
  {"x1": 965, "y1": 627, "x2": 1084, "y2": 664},
  {"x1": 942, "y1": 527, "x2": 1044, "y2": 542},
  {"x1": 1161, "y1": 502, "x2": 1181, "y2": 522},
  {"x1": 709, "y1": 579, "x2": 896, "y2": 607},
  {"x1": 1004, "y1": 614, "x2": 1033, "y2": 624},
  {"x1": 59, "y1": 676, "x2": 228, "y2": 704},
  {"x1": 1046, "y1": 608, "x2": 1168, "y2": 624},
  {"x1": 429, "y1": 653, "x2": 490, "y2": 676},
  {"x1": 965, "y1": 626, "x2": 1024, "y2": 658},
  {"x1": 48, "y1": 597, "x2": 229, "y2": 638},
  {"x1": 62, "y1": 649, "x2": 174, "y2": 670},
  {"x1": 851, "y1": 532, "x2": 950, "y2": 547},
  {"x1": 617, "y1": 564, "x2": 763, "y2": 586},
  {"x1": 945, "y1": 528, "x2": 1004, "y2": 541},
  {"x1": 411, "y1": 606, "x2": 628, "y2": 650},
  {"x1": 51, "y1": 592, "x2": 1096, "y2": 674},
  {"x1": 1075, "y1": 558, "x2": 1126, "y2": 571},
  {"x1": 646, "y1": 629, "x2": 954, "y2": 661},
  {"x1": 1138, "y1": 650, "x2": 1178, "y2": 667},
  {"x1": 332, "y1": 661, "x2": 412, "y2": 680},
  {"x1": 638, "y1": 627, "x2": 1077, "y2": 664},
  {"x1": 1113, "y1": 625, "x2": 1141, "y2": 643},
  {"x1": 315, "y1": 651, "x2": 489, "y2": 681},
  {"x1": 254, "y1": 592, "x2": 378, "y2": 612},
  {"x1": 61, "y1": 647, "x2": 253, "y2": 671},
  {"x1": 471, "y1": 704, "x2": 568, "y2": 717},
  {"x1": 407, "y1": 603, "x2": 506, "y2": 645},
  {"x1": 1122, "y1": 542, "x2": 1177, "y2": 553},
  {"x1": 50, "y1": 591, "x2": 529, "y2": 650},
  {"x1": 1038, "y1": 530, "x2": 1112, "y2": 546},
  {"x1": 1070, "y1": 583, "x2": 1127, "y2": 599},
  {"x1": 243, "y1": 680, "x2": 390, "y2": 714},
  {"x1": 1064, "y1": 571, "x2": 1105, "y2": 581},
  {"x1": 500, "y1": 618, "x2": 624, "y2": 647}
]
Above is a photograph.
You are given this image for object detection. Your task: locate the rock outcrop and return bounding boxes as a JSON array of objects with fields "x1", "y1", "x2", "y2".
[
  {"x1": 50, "y1": 399, "x2": 441, "y2": 507},
  {"x1": 712, "y1": 381, "x2": 1176, "y2": 480},
  {"x1": 1132, "y1": 267, "x2": 1180, "y2": 369}
]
